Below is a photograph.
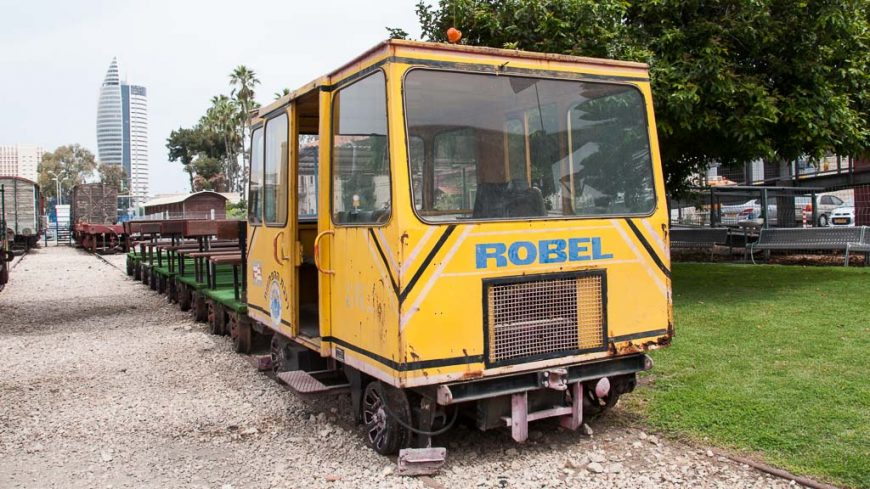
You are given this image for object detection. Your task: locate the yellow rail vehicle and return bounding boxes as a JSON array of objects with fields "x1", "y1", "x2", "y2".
[{"x1": 244, "y1": 40, "x2": 672, "y2": 459}]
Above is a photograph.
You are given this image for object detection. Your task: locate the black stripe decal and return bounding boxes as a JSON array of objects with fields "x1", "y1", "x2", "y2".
[
  {"x1": 323, "y1": 335, "x2": 484, "y2": 371},
  {"x1": 249, "y1": 304, "x2": 481, "y2": 371},
  {"x1": 399, "y1": 224, "x2": 456, "y2": 303},
  {"x1": 246, "y1": 226, "x2": 257, "y2": 260},
  {"x1": 624, "y1": 219, "x2": 671, "y2": 279},
  {"x1": 368, "y1": 229, "x2": 400, "y2": 296},
  {"x1": 611, "y1": 329, "x2": 669, "y2": 343},
  {"x1": 247, "y1": 303, "x2": 294, "y2": 329}
]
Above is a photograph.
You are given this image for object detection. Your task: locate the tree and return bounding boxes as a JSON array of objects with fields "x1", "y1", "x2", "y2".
[
  {"x1": 37, "y1": 144, "x2": 98, "y2": 199},
  {"x1": 274, "y1": 88, "x2": 291, "y2": 100},
  {"x1": 192, "y1": 156, "x2": 227, "y2": 191},
  {"x1": 166, "y1": 127, "x2": 201, "y2": 191},
  {"x1": 98, "y1": 163, "x2": 126, "y2": 191},
  {"x1": 386, "y1": 27, "x2": 409, "y2": 40},
  {"x1": 166, "y1": 126, "x2": 227, "y2": 191},
  {"x1": 230, "y1": 65, "x2": 261, "y2": 193},
  {"x1": 406, "y1": 0, "x2": 870, "y2": 195},
  {"x1": 201, "y1": 95, "x2": 243, "y2": 191}
]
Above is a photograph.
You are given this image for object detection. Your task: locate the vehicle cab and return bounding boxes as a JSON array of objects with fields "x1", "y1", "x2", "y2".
[{"x1": 244, "y1": 40, "x2": 672, "y2": 460}]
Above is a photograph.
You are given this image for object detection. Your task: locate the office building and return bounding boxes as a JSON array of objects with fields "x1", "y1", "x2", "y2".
[{"x1": 97, "y1": 58, "x2": 149, "y2": 204}]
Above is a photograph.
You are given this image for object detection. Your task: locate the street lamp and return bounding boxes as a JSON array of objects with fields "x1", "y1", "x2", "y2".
[{"x1": 47, "y1": 170, "x2": 63, "y2": 205}]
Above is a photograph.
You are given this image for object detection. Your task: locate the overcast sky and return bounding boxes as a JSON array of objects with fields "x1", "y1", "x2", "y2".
[{"x1": 0, "y1": 0, "x2": 421, "y2": 195}]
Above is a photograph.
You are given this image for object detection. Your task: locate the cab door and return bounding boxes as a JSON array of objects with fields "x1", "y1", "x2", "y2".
[
  {"x1": 320, "y1": 70, "x2": 396, "y2": 361},
  {"x1": 247, "y1": 108, "x2": 296, "y2": 337}
]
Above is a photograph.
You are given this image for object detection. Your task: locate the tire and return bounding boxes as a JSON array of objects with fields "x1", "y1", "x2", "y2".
[
  {"x1": 361, "y1": 381, "x2": 411, "y2": 455},
  {"x1": 818, "y1": 214, "x2": 829, "y2": 227}
]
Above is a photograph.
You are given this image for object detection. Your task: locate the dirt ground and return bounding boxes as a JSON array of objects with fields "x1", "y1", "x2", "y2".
[{"x1": 0, "y1": 246, "x2": 800, "y2": 488}]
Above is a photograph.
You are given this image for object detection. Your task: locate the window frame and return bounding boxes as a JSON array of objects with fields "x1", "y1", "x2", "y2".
[
  {"x1": 247, "y1": 125, "x2": 265, "y2": 226},
  {"x1": 401, "y1": 66, "x2": 658, "y2": 225},
  {"x1": 263, "y1": 110, "x2": 290, "y2": 228},
  {"x1": 328, "y1": 68, "x2": 393, "y2": 228}
]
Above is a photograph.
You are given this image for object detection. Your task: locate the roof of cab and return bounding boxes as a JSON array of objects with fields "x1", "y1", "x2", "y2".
[{"x1": 256, "y1": 39, "x2": 650, "y2": 119}]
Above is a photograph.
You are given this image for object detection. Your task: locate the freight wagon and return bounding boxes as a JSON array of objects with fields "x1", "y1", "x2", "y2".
[
  {"x1": 70, "y1": 183, "x2": 124, "y2": 252},
  {"x1": 70, "y1": 183, "x2": 118, "y2": 225},
  {"x1": 0, "y1": 176, "x2": 43, "y2": 250}
]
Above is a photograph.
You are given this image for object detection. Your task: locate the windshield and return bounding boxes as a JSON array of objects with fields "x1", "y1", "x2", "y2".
[{"x1": 404, "y1": 69, "x2": 656, "y2": 222}]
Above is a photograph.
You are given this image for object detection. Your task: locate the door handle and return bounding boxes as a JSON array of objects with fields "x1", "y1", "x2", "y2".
[
  {"x1": 273, "y1": 231, "x2": 289, "y2": 263},
  {"x1": 314, "y1": 230, "x2": 335, "y2": 275}
]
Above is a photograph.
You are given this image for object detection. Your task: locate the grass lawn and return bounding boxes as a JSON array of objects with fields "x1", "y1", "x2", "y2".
[{"x1": 630, "y1": 263, "x2": 869, "y2": 488}]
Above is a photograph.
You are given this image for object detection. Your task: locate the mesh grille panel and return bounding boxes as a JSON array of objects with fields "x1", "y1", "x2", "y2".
[{"x1": 487, "y1": 274, "x2": 605, "y2": 363}]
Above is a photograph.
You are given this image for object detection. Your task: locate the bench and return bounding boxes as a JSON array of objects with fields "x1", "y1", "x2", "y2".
[
  {"x1": 749, "y1": 227, "x2": 867, "y2": 264},
  {"x1": 845, "y1": 232, "x2": 870, "y2": 267},
  {"x1": 670, "y1": 228, "x2": 730, "y2": 258}
]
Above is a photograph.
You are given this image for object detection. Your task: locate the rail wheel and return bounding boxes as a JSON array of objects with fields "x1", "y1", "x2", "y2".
[
  {"x1": 178, "y1": 285, "x2": 191, "y2": 311},
  {"x1": 133, "y1": 263, "x2": 141, "y2": 281},
  {"x1": 157, "y1": 275, "x2": 167, "y2": 294},
  {"x1": 583, "y1": 386, "x2": 620, "y2": 416},
  {"x1": 270, "y1": 335, "x2": 290, "y2": 373},
  {"x1": 192, "y1": 293, "x2": 208, "y2": 322},
  {"x1": 229, "y1": 313, "x2": 252, "y2": 353},
  {"x1": 167, "y1": 280, "x2": 177, "y2": 303},
  {"x1": 149, "y1": 270, "x2": 158, "y2": 291},
  {"x1": 208, "y1": 302, "x2": 227, "y2": 335},
  {"x1": 361, "y1": 381, "x2": 411, "y2": 455},
  {"x1": 126, "y1": 258, "x2": 133, "y2": 276}
]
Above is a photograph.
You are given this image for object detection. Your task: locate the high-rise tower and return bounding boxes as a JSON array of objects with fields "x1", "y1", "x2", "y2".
[{"x1": 96, "y1": 58, "x2": 149, "y2": 204}]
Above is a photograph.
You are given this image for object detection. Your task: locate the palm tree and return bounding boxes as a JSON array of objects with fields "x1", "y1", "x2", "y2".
[
  {"x1": 274, "y1": 88, "x2": 291, "y2": 100},
  {"x1": 230, "y1": 66, "x2": 261, "y2": 193},
  {"x1": 202, "y1": 95, "x2": 243, "y2": 191}
]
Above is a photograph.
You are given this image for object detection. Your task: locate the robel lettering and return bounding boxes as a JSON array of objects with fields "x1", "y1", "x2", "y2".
[{"x1": 475, "y1": 237, "x2": 613, "y2": 269}]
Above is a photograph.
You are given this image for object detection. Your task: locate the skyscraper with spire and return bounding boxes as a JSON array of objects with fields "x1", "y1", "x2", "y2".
[{"x1": 96, "y1": 58, "x2": 149, "y2": 204}]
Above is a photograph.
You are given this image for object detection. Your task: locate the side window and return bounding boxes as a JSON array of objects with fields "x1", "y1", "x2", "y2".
[
  {"x1": 248, "y1": 127, "x2": 264, "y2": 224},
  {"x1": 264, "y1": 113, "x2": 289, "y2": 225},
  {"x1": 298, "y1": 135, "x2": 319, "y2": 219},
  {"x1": 331, "y1": 71, "x2": 390, "y2": 225}
]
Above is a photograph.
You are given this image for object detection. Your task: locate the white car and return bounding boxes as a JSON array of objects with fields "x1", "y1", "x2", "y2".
[
  {"x1": 720, "y1": 193, "x2": 847, "y2": 226},
  {"x1": 798, "y1": 194, "x2": 847, "y2": 227},
  {"x1": 829, "y1": 205, "x2": 855, "y2": 227}
]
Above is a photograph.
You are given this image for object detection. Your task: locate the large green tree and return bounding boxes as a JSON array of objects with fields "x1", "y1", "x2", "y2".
[
  {"x1": 166, "y1": 126, "x2": 228, "y2": 192},
  {"x1": 37, "y1": 144, "x2": 98, "y2": 199},
  {"x1": 406, "y1": 0, "x2": 870, "y2": 194}
]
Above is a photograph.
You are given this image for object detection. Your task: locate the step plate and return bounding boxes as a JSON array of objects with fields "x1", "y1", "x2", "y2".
[{"x1": 276, "y1": 370, "x2": 350, "y2": 396}]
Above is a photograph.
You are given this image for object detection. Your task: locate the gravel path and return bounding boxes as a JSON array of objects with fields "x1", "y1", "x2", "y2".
[{"x1": 0, "y1": 246, "x2": 798, "y2": 488}]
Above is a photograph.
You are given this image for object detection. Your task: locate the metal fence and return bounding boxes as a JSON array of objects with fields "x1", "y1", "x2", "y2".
[
  {"x1": 670, "y1": 186, "x2": 830, "y2": 229},
  {"x1": 132, "y1": 210, "x2": 220, "y2": 221}
]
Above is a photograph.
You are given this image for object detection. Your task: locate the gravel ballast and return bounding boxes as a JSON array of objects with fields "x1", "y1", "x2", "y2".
[{"x1": 0, "y1": 246, "x2": 798, "y2": 488}]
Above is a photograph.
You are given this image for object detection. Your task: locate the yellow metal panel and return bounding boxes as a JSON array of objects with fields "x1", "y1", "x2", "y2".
[{"x1": 248, "y1": 45, "x2": 672, "y2": 389}]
